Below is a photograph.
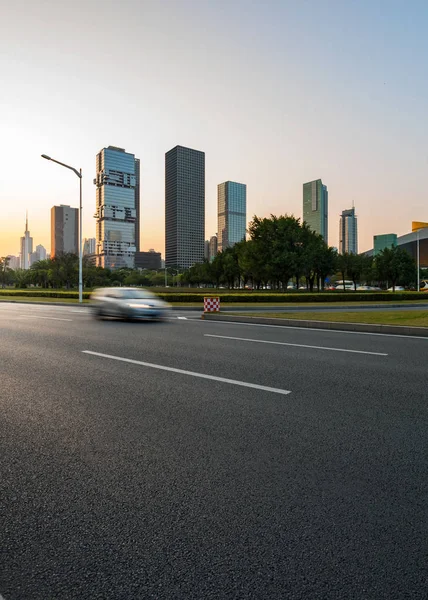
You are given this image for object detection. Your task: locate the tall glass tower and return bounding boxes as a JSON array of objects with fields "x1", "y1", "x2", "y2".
[
  {"x1": 217, "y1": 181, "x2": 247, "y2": 252},
  {"x1": 165, "y1": 145, "x2": 205, "y2": 269},
  {"x1": 94, "y1": 146, "x2": 139, "y2": 269},
  {"x1": 303, "y1": 179, "x2": 328, "y2": 243},
  {"x1": 339, "y1": 207, "x2": 358, "y2": 254}
]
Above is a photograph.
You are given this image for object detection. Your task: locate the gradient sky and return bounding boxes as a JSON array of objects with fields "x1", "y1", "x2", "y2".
[{"x1": 1, "y1": 0, "x2": 427, "y2": 257}]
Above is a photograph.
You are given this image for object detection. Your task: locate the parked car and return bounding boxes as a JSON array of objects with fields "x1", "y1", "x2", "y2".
[
  {"x1": 387, "y1": 286, "x2": 405, "y2": 292},
  {"x1": 91, "y1": 287, "x2": 171, "y2": 320}
]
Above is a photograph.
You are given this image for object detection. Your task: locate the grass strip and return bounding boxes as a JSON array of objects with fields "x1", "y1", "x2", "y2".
[{"x1": 225, "y1": 310, "x2": 428, "y2": 327}]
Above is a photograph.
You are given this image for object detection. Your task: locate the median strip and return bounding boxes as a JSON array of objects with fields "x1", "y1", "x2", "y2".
[
  {"x1": 204, "y1": 334, "x2": 388, "y2": 356},
  {"x1": 82, "y1": 350, "x2": 291, "y2": 396}
]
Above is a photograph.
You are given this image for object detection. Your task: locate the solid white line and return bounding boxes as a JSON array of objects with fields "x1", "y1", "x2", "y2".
[
  {"x1": 82, "y1": 350, "x2": 291, "y2": 396},
  {"x1": 18, "y1": 315, "x2": 73, "y2": 322},
  {"x1": 204, "y1": 334, "x2": 388, "y2": 356},
  {"x1": 204, "y1": 319, "x2": 428, "y2": 340}
]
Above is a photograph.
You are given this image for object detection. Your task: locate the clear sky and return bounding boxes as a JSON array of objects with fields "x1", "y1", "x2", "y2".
[{"x1": 1, "y1": 0, "x2": 427, "y2": 257}]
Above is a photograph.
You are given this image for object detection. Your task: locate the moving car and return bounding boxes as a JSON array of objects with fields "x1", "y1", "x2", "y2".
[{"x1": 91, "y1": 287, "x2": 171, "y2": 320}]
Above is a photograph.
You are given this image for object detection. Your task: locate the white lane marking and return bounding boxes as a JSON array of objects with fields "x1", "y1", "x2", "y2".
[
  {"x1": 203, "y1": 319, "x2": 428, "y2": 340},
  {"x1": 82, "y1": 350, "x2": 291, "y2": 396},
  {"x1": 18, "y1": 315, "x2": 73, "y2": 322},
  {"x1": 204, "y1": 334, "x2": 388, "y2": 356},
  {"x1": 177, "y1": 316, "x2": 188, "y2": 320}
]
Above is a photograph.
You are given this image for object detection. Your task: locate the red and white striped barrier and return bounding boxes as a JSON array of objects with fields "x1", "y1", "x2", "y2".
[{"x1": 204, "y1": 297, "x2": 220, "y2": 312}]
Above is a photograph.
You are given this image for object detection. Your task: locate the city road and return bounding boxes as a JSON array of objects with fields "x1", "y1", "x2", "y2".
[{"x1": 1, "y1": 302, "x2": 427, "y2": 599}]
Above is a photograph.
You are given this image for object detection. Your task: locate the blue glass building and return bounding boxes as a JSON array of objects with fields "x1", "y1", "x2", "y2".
[
  {"x1": 94, "y1": 146, "x2": 139, "y2": 269},
  {"x1": 217, "y1": 181, "x2": 247, "y2": 252}
]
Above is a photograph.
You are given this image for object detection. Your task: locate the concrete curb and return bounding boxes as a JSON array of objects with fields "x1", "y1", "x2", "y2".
[{"x1": 201, "y1": 313, "x2": 428, "y2": 337}]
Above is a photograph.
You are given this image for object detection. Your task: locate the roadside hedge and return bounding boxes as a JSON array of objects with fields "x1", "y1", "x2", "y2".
[{"x1": 0, "y1": 290, "x2": 425, "y2": 303}]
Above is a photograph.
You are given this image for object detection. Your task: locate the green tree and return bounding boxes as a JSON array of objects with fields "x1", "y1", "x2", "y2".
[{"x1": 375, "y1": 246, "x2": 416, "y2": 290}]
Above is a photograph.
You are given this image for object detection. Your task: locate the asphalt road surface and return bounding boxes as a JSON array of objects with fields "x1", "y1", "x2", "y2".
[{"x1": 1, "y1": 302, "x2": 427, "y2": 599}]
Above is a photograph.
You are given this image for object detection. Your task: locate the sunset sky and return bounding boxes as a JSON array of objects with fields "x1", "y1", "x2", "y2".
[{"x1": 1, "y1": 0, "x2": 427, "y2": 258}]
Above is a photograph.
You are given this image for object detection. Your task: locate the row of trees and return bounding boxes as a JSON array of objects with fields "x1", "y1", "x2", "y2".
[
  {"x1": 0, "y1": 214, "x2": 422, "y2": 291},
  {"x1": 0, "y1": 255, "x2": 179, "y2": 289},
  {"x1": 183, "y1": 215, "x2": 419, "y2": 291}
]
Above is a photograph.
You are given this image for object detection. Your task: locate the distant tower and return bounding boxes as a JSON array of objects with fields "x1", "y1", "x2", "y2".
[
  {"x1": 51, "y1": 205, "x2": 79, "y2": 257},
  {"x1": 217, "y1": 181, "x2": 247, "y2": 252},
  {"x1": 339, "y1": 207, "x2": 358, "y2": 254},
  {"x1": 303, "y1": 179, "x2": 328, "y2": 243},
  {"x1": 165, "y1": 145, "x2": 205, "y2": 269},
  {"x1": 19, "y1": 212, "x2": 33, "y2": 269}
]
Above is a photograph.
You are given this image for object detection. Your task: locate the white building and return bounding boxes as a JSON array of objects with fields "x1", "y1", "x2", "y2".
[{"x1": 19, "y1": 213, "x2": 33, "y2": 269}]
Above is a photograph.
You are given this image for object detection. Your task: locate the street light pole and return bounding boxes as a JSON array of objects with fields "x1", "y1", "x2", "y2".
[
  {"x1": 79, "y1": 169, "x2": 83, "y2": 303},
  {"x1": 41, "y1": 155, "x2": 83, "y2": 303},
  {"x1": 417, "y1": 229, "x2": 420, "y2": 292}
]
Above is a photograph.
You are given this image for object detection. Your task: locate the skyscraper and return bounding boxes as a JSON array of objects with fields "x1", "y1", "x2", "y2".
[
  {"x1": 209, "y1": 234, "x2": 218, "y2": 262},
  {"x1": 165, "y1": 145, "x2": 205, "y2": 269},
  {"x1": 217, "y1": 181, "x2": 247, "y2": 252},
  {"x1": 36, "y1": 244, "x2": 47, "y2": 261},
  {"x1": 51, "y1": 205, "x2": 78, "y2": 257},
  {"x1": 204, "y1": 240, "x2": 210, "y2": 261},
  {"x1": 135, "y1": 158, "x2": 141, "y2": 252},
  {"x1": 83, "y1": 238, "x2": 96, "y2": 256},
  {"x1": 303, "y1": 179, "x2": 328, "y2": 243},
  {"x1": 339, "y1": 207, "x2": 358, "y2": 254},
  {"x1": 19, "y1": 213, "x2": 33, "y2": 269},
  {"x1": 94, "y1": 146, "x2": 139, "y2": 269}
]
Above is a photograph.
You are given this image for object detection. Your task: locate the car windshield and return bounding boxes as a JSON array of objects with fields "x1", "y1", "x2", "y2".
[{"x1": 120, "y1": 289, "x2": 156, "y2": 299}]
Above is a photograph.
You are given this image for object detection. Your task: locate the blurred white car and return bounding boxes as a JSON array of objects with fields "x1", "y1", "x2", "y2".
[
  {"x1": 91, "y1": 287, "x2": 171, "y2": 320},
  {"x1": 387, "y1": 286, "x2": 405, "y2": 292}
]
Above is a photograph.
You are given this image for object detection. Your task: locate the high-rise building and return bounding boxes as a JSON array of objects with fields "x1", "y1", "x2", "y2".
[
  {"x1": 7, "y1": 255, "x2": 20, "y2": 270},
  {"x1": 135, "y1": 250, "x2": 161, "y2": 270},
  {"x1": 204, "y1": 240, "x2": 210, "y2": 261},
  {"x1": 36, "y1": 244, "x2": 47, "y2": 261},
  {"x1": 217, "y1": 181, "x2": 247, "y2": 252},
  {"x1": 19, "y1": 212, "x2": 33, "y2": 269},
  {"x1": 339, "y1": 207, "x2": 358, "y2": 254},
  {"x1": 83, "y1": 238, "x2": 96, "y2": 256},
  {"x1": 51, "y1": 205, "x2": 78, "y2": 257},
  {"x1": 209, "y1": 234, "x2": 218, "y2": 262},
  {"x1": 165, "y1": 145, "x2": 205, "y2": 269},
  {"x1": 373, "y1": 233, "x2": 397, "y2": 256},
  {"x1": 94, "y1": 146, "x2": 139, "y2": 269},
  {"x1": 135, "y1": 158, "x2": 141, "y2": 251},
  {"x1": 303, "y1": 179, "x2": 328, "y2": 243}
]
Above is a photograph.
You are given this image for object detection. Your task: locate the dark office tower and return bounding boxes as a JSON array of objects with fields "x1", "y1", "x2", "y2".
[
  {"x1": 165, "y1": 145, "x2": 205, "y2": 269},
  {"x1": 135, "y1": 158, "x2": 141, "y2": 252}
]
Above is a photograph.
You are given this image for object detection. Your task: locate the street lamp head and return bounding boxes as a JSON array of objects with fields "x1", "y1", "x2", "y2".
[{"x1": 41, "y1": 154, "x2": 51, "y2": 160}]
